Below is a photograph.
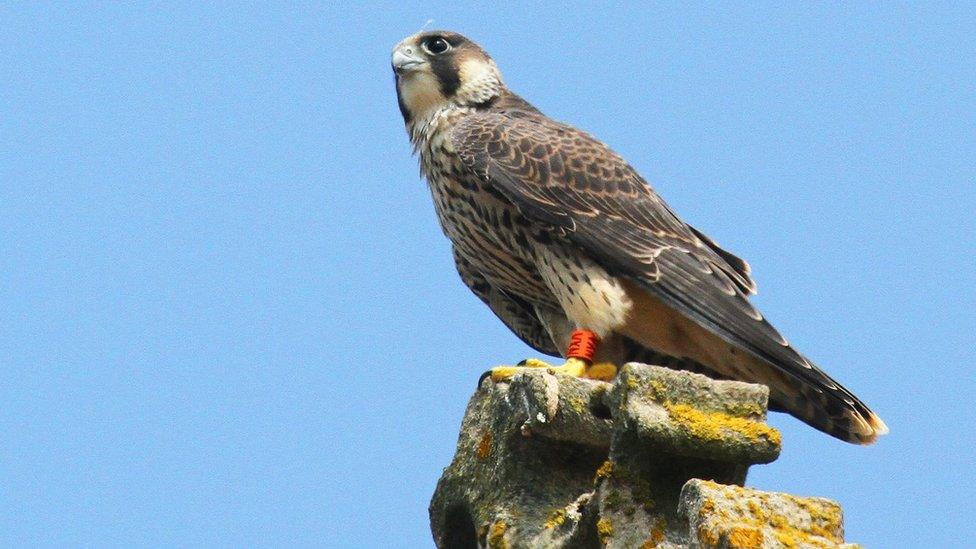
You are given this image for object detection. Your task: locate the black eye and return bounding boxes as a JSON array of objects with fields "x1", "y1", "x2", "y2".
[{"x1": 422, "y1": 37, "x2": 451, "y2": 55}]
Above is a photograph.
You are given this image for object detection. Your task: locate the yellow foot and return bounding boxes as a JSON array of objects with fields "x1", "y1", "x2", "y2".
[
  {"x1": 586, "y1": 362, "x2": 618, "y2": 381},
  {"x1": 479, "y1": 358, "x2": 618, "y2": 385}
]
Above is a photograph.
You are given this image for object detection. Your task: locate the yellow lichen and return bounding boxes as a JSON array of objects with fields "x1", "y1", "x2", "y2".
[
  {"x1": 726, "y1": 526, "x2": 764, "y2": 548},
  {"x1": 772, "y1": 527, "x2": 833, "y2": 548},
  {"x1": 694, "y1": 483, "x2": 843, "y2": 548},
  {"x1": 487, "y1": 520, "x2": 508, "y2": 549},
  {"x1": 596, "y1": 518, "x2": 613, "y2": 545},
  {"x1": 794, "y1": 498, "x2": 842, "y2": 541},
  {"x1": 697, "y1": 524, "x2": 721, "y2": 546},
  {"x1": 594, "y1": 460, "x2": 614, "y2": 483},
  {"x1": 808, "y1": 522, "x2": 839, "y2": 541},
  {"x1": 641, "y1": 519, "x2": 667, "y2": 548},
  {"x1": 664, "y1": 403, "x2": 782, "y2": 446},
  {"x1": 747, "y1": 499, "x2": 766, "y2": 522},
  {"x1": 476, "y1": 432, "x2": 492, "y2": 460},
  {"x1": 698, "y1": 497, "x2": 716, "y2": 518},
  {"x1": 768, "y1": 513, "x2": 836, "y2": 548},
  {"x1": 568, "y1": 394, "x2": 588, "y2": 415},
  {"x1": 543, "y1": 509, "x2": 566, "y2": 529},
  {"x1": 725, "y1": 400, "x2": 765, "y2": 418}
]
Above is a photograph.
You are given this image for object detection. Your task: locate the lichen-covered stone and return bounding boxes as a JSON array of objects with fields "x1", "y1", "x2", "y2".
[
  {"x1": 429, "y1": 369, "x2": 610, "y2": 548},
  {"x1": 429, "y1": 363, "x2": 860, "y2": 548},
  {"x1": 679, "y1": 480, "x2": 861, "y2": 549},
  {"x1": 607, "y1": 365, "x2": 780, "y2": 465}
]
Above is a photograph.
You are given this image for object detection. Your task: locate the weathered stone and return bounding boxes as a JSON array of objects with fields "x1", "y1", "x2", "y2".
[
  {"x1": 679, "y1": 480, "x2": 861, "y2": 549},
  {"x1": 607, "y1": 365, "x2": 781, "y2": 466},
  {"x1": 429, "y1": 363, "x2": 860, "y2": 548},
  {"x1": 429, "y1": 369, "x2": 611, "y2": 548}
]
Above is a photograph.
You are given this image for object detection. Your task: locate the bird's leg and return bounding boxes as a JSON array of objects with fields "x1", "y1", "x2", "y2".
[{"x1": 482, "y1": 329, "x2": 618, "y2": 384}]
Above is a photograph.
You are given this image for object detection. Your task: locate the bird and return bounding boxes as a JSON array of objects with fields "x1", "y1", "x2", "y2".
[{"x1": 391, "y1": 30, "x2": 887, "y2": 445}]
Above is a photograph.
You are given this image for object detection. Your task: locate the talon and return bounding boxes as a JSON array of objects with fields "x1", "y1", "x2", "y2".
[
  {"x1": 484, "y1": 358, "x2": 553, "y2": 383},
  {"x1": 488, "y1": 366, "x2": 522, "y2": 383},
  {"x1": 481, "y1": 357, "x2": 596, "y2": 384},
  {"x1": 556, "y1": 357, "x2": 588, "y2": 377},
  {"x1": 477, "y1": 369, "x2": 492, "y2": 387},
  {"x1": 480, "y1": 330, "x2": 616, "y2": 384}
]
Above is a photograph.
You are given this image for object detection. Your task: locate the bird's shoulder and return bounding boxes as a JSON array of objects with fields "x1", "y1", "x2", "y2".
[
  {"x1": 449, "y1": 97, "x2": 757, "y2": 295},
  {"x1": 453, "y1": 97, "x2": 617, "y2": 160}
]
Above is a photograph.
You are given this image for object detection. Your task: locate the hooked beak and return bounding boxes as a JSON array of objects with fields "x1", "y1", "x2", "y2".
[{"x1": 392, "y1": 46, "x2": 425, "y2": 75}]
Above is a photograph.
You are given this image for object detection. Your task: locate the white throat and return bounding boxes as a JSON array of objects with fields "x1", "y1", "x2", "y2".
[{"x1": 407, "y1": 104, "x2": 470, "y2": 153}]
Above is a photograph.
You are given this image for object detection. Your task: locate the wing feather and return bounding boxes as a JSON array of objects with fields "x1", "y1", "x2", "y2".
[
  {"x1": 454, "y1": 247, "x2": 559, "y2": 356},
  {"x1": 450, "y1": 111, "x2": 878, "y2": 428}
]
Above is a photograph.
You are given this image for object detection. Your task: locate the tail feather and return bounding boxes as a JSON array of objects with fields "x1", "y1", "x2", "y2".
[
  {"x1": 618, "y1": 336, "x2": 888, "y2": 445},
  {"x1": 772, "y1": 367, "x2": 887, "y2": 444}
]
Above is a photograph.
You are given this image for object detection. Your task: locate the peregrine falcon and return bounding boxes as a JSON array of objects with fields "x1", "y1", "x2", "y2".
[{"x1": 392, "y1": 31, "x2": 887, "y2": 444}]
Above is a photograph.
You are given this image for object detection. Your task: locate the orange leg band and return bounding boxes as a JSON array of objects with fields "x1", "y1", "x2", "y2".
[{"x1": 566, "y1": 329, "x2": 599, "y2": 363}]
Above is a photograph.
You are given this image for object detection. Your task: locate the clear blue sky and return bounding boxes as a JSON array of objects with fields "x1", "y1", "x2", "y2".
[{"x1": 2, "y1": 3, "x2": 973, "y2": 547}]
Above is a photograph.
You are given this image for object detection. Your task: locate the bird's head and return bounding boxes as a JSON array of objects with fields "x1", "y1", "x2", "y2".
[{"x1": 392, "y1": 31, "x2": 503, "y2": 125}]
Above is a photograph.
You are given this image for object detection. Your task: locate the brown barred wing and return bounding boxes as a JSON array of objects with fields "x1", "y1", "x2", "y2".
[{"x1": 450, "y1": 111, "x2": 886, "y2": 444}]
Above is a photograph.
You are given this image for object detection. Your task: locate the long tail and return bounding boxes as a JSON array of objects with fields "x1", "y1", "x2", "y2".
[
  {"x1": 758, "y1": 353, "x2": 889, "y2": 445},
  {"x1": 618, "y1": 336, "x2": 888, "y2": 445}
]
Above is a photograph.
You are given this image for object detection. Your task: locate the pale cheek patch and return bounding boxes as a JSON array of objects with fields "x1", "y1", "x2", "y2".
[
  {"x1": 457, "y1": 58, "x2": 502, "y2": 104},
  {"x1": 400, "y1": 71, "x2": 447, "y2": 119},
  {"x1": 458, "y1": 58, "x2": 494, "y2": 85}
]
